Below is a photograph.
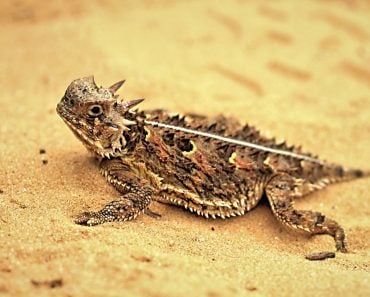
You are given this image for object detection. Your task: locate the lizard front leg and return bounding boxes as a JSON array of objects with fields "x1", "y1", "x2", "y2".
[
  {"x1": 75, "y1": 159, "x2": 152, "y2": 226},
  {"x1": 265, "y1": 173, "x2": 347, "y2": 256}
]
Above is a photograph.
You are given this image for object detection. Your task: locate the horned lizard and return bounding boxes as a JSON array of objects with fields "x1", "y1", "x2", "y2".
[{"x1": 56, "y1": 76, "x2": 368, "y2": 260}]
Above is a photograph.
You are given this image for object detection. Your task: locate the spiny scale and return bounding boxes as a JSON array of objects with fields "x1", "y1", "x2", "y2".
[
  {"x1": 56, "y1": 76, "x2": 368, "y2": 261},
  {"x1": 144, "y1": 119, "x2": 324, "y2": 165}
]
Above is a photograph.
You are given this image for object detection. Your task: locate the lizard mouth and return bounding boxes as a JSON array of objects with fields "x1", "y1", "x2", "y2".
[{"x1": 56, "y1": 103, "x2": 124, "y2": 159}]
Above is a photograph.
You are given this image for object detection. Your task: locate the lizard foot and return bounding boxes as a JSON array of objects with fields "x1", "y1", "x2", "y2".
[
  {"x1": 75, "y1": 211, "x2": 109, "y2": 226},
  {"x1": 305, "y1": 251, "x2": 336, "y2": 261},
  {"x1": 265, "y1": 173, "x2": 348, "y2": 254},
  {"x1": 74, "y1": 192, "x2": 151, "y2": 226}
]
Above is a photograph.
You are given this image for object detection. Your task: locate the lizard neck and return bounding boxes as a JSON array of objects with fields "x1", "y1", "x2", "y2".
[{"x1": 120, "y1": 110, "x2": 147, "y2": 155}]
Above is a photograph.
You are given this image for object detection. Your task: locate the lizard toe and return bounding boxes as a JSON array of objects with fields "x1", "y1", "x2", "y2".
[{"x1": 75, "y1": 211, "x2": 104, "y2": 226}]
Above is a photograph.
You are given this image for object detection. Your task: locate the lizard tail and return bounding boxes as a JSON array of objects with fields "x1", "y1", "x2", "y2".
[
  {"x1": 321, "y1": 165, "x2": 370, "y2": 185},
  {"x1": 305, "y1": 165, "x2": 369, "y2": 194}
]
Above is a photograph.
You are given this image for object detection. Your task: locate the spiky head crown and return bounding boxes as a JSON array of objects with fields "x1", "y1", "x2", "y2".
[{"x1": 57, "y1": 76, "x2": 143, "y2": 158}]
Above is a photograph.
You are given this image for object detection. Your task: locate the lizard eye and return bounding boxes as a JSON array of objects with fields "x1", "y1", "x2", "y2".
[{"x1": 88, "y1": 105, "x2": 103, "y2": 117}]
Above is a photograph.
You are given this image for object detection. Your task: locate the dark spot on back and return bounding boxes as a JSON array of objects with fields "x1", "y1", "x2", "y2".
[
  {"x1": 162, "y1": 132, "x2": 175, "y2": 146},
  {"x1": 176, "y1": 138, "x2": 193, "y2": 152},
  {"x1": 315, "y1": 213, "x2": 325, "y2": 225},
  {"x1": 353, "y1": 169, "x2": 363, "y2": 177},
  {"x1": 335, "y1": 166, "x2": 344, "y2": 177}
]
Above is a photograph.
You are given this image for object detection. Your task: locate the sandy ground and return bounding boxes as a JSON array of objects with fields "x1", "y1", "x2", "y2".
[{"x1": 1, "y1": 1, "x2": 370, "y2": 296}]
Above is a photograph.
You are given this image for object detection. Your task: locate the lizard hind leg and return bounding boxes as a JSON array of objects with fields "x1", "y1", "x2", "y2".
[{"x1": 265, "y1": 173, "x2": 347, "y2": 256}]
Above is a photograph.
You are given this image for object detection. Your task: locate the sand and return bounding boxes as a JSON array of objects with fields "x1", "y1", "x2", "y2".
[{"x1": 0, "y1": 1, "x2": 370, "y2": 296}]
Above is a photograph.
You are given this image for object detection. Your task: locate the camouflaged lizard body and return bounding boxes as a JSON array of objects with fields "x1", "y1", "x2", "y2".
[{"x1": 57, "y1": 76, "x2": 368, "y2": 260}]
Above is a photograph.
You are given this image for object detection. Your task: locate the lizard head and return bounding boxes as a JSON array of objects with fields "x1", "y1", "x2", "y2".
[{"x1": 56, "y1": 76, "x2": 143, "y2": 158}]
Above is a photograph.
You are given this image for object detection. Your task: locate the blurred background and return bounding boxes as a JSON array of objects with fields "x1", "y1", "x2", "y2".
[
  {"x1": 0, "y1": 1, "x2": 369, "y2": 296},
  {"x1": 1, "y1": 0, "x2": 369, "y2": 160},
  {"x1": 1, "y1": 1, "x2": 369, "y2": 114}
]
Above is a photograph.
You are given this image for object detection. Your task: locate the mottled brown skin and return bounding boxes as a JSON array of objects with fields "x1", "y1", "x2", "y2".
[{"x1": 57, "y1": 76, "x2": 368, "y2": 259}]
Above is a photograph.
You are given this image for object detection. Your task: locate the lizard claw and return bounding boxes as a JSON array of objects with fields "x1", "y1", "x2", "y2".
[
  {"x1": 144, "y1": 208, "x2": 162, "y2": 219},
  {"x1": 335, "y1": 229, "x2": 348, "y2": 253}
]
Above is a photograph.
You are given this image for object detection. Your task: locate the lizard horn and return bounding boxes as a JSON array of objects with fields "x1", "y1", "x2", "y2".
[
  {"x1": 123, "y1": 98, "x2": 144, "y2": 109},
  {"x1": 109, "y1": 79, "x2": 126, "y2": 94}
]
